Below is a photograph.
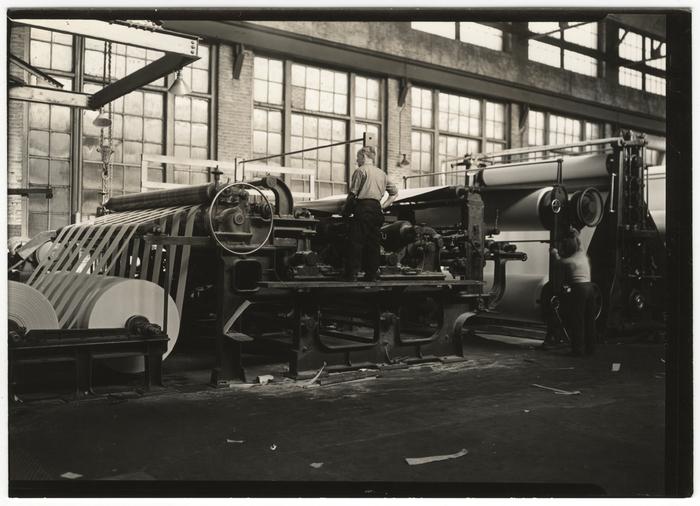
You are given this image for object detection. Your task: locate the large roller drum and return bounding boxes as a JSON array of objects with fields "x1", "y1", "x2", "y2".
[{"x1": 8, "y1": 281, "x2": 60, "y2": 332}]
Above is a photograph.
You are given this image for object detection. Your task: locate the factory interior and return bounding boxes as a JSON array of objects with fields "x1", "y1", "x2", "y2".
[{"x1": 5, "y1": 9, "x2": 692, "y2": 498}]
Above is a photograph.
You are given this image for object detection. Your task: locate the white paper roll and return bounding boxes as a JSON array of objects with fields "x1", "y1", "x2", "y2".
[
  {"x1": 36, "y1": 274, "x2": 180, "y2": 374},
  {"x1": 484, "y1": 273, "x2": 547, "y2": 323},
  {"x1": 480, "y1": 153, "x2": 609, "y2": 187},
  {"x1": 84, "y1": 278, "x2": 179, "y2": 374},
  {"x1": 8, "y1": 281, "x2": 60, "y2": 331}
]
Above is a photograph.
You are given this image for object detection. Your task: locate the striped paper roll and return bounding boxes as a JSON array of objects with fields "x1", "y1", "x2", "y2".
[
  {"x1": 36, "y1": 274, "x2": 180, "y2": 374},
  {"x1": 8, "y1": 281, "x2": 60, "y2": 331}
]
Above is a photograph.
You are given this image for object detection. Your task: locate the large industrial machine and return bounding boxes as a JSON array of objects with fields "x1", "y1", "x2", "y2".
[
  {"x1": 8, "y1": 131, "x2": 662, "y2": 391},
  {"x1": 438, "y1": 133, "x2": 666, "y2": 341}
]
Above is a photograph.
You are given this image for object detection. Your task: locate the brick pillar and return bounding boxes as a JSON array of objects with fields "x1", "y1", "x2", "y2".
[
  {"x1": 216, "y1": 44, "x2": 253, "y2": 180},
  {"x1": 385, "y1": 78, "x2": 412, "y2": 188},
  {"x1": 8, "y1": 26, "x2": 28, "y2": 238}
]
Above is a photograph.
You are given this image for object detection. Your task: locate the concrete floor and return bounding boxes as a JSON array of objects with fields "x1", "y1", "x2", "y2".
[{"x1": 9, "y1": 337, "x2": 666, "y2": 497}]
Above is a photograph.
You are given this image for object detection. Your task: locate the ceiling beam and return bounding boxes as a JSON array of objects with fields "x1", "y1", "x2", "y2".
[
  {"x1": 10, "y1": 18, "x2": 199, "y2": 56},
  {"x1": 9, "y1": 85, "x2": 91, "y2": 108}
]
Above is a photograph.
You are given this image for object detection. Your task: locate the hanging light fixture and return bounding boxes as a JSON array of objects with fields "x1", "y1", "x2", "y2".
[
  {"x1": 168, "y1": 69, "x2": 190, "y2": 96},
  {"x1": 93, "y1": 109, "x2": 112, "y2": 127}
]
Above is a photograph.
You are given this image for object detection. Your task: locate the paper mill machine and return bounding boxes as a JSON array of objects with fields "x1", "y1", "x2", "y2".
[
  {"x1": 444, "y1": 132, "x2": 666, "y2": 342},
  {"x1": 12, "y1": 133, "x2": 530, "y2": 387}
]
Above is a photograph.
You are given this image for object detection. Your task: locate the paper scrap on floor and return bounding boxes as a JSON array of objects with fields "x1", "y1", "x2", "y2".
[
  {"x1": 60, "y1": 472, "x2": 83, "y2": 479},
  {"x1": 531, "y1": 383, "x2": 581, "y2": 395},
  {"x1": 310, "y1": 462, "x2": 324, "y2": 468},
  {"x1": 405, "y1": 448, "x2": 468, "y2": 466}
]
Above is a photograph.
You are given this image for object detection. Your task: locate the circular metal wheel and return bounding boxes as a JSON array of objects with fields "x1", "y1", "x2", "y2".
[{"x1": 208, "y1": 182, "x2": 274, "y2": 256}]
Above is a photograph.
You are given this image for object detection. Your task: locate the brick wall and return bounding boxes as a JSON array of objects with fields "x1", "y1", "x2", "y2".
[
  {"x1": 8, "y1": 26, "x2": 28, "y2": 238},
  {"x1": 216, "y1": 44, "x2": 253, "y2": 180},
  {"x1": 385, "y1": 78, "x2": 412, "y2": 189}
]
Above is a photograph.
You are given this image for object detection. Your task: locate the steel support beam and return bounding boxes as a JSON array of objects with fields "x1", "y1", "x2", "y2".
[
  {"x1": 162, "y1": 20, "x2": 665, "y2": 134},
  {"x1": 10, "y1": 18, "x2": 199, "y2": 56},
  {"x1": 88, "y1": 52, "x2": 198, "y2": 109},
  {"x1": 9, "y1": 85, "x2": 91, "y2": 108}
]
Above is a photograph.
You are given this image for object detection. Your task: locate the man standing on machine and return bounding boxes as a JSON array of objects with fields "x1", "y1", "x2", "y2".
[{"x1": 342, "y1": 146, "x2": 398, "y2": 281}]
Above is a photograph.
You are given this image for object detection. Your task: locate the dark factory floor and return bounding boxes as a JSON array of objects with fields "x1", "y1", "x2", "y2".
[{"x1": 9, "y1": 335, "x2": 666, "y2": 497}]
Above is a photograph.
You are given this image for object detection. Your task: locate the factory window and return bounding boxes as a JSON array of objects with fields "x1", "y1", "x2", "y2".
[
  {"x1": 411, "y1": 87, "x2": 433, "y2": 129},
  {"x1": 619, "y1": 66, "x2": 643, "y2": 90},
  {"x1": 410, "y1": 131, "x2": 433, "y2": 187},
  {"x1": 410, "y1": 22, "x2": 456, "y2": 39},
  {"x1": 253, "y1": 56, "x2": 284, "y2": 105},
  {"x1": 528, "y1": 22, "x2": 600, "y2": 77},
  {"x1": 289, "y1": 114, "x2": 347, "y2": 198},
  {"x1": 26, "y1": 76, "x2": 73, "y2": 236},
  {"x1": 458, "y1": 22, "x2": 504, "y2": 51},
  {"x1": 617, "y1": 28, "x2": 666, "y2": 96},
  {"x1": 82, "y1": 84, "x2": 166, "y2": 212},
  {"x1": 252, "y1": 55, "x2": 387, "y2": 198},
  {"x1": 439, "y1": 135, "x2": 479, "y2": 185},
  {"x1": 438, "y1": 92, "x2": 481, "y2": 137},
  {"x1": 26, "y1": 32, "x2": 75, "y2": 236},
  {"x1": 411, "y1": 21, "x2": 505, "y2": 51},
  {"x1": 527, "y1": 110, "x2": 603, "y2": 157},
  {"x1": 29, "y1": 28, "x2": 73, "y2": 72},
  {"x1": 354, "y1": 122, "x2": 381, "y2": 167},
  {"x1": 81, "y1": 39, "x2": 211, "y2": 213},
  {"x1": 253, "y1": 108, "x2": 283, "y2": 165},
  {"x1": 84, "y1": 38, "x2": 165, "y2": 86},
  {"x1": 291, "y1": 63, "x2": 348, "y2": 115},
  {"x1": 548, "y1": 114, "x2": 582, "y2": 145},
  {"x1": 410, "y1": 87, "x2": 507, "y2": 185}
]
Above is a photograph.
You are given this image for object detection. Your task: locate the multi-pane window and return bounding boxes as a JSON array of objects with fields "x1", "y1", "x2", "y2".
[
  {"x1": 291, "y1": 63, "x2": 347, "y2": 115},
  {"x1": 411, "y1": 87, "x2": 507, "y2": 186},
  {"x1": 173, "y1": 95, "x2": 210, "y2": 183},
  {"x1": 618, "y1": 28, "x2": 666, "y2": 96},
  {"x1": 354, "y1": 122, "x2": 380, "y2": 167},
  {"x1": 253, "y1": 56, "x2": 285, "y2": 167},
  {"x1": 458, "y1": 22, "x2": 504, "y2": 51},
  {"x1": 354, "y1": 76, "x2": 380, "y2": 120},
  {"x1": 252, "y1": 56, "x2": 386, "y2": 199},
  {"x1": 528, "y1": 22, "x2": 599, "y2": 77},
  {"x1": 82, "y1": 84, "x2": 165, "y2": 213},
  {"x1": 27, "y1": 77, "x2": 72, "y2": 236},
  {"x1": 29, "y1": 28, "x2": 72, "y2": 72},
  {"x1": 411, "y1": 21, "x2": 505, "y2": 51},
  {"x1": 439, "y1": 136, "x2": 479, "y2": 185},
  {"x1": 527, "y1": 110, "x2": 602, "y2": 156},
  {"x1": 253, "y1": 56, "x2": 283, "y2": 105},
  {"x1": 289, "y1": 114, "x2": 347, "y2": 198},
  {"x1": 410, "y1": 22, "x2": 455, "y2": 39},
  {"x1": 84, "y1": 38, "x2": 165, "y2": 86},
  {"x1": 411, "y1": 87, "x2": 433, "y2": 128},
  {"x1": 410, "y1": 131, "x2": 433, "y2": 188},
  {"x1": 619, "y1": 66, "x2": 643, "y2": 89},
  {"x1": 548, "y1": 114, "x2": 582, "y2": 145},
  {"x1": 438, "y1": 92, "x2": 480, "y2": 137},
  {"x1": 253, "y1": 109, "x2": 283, "y2": 165}
]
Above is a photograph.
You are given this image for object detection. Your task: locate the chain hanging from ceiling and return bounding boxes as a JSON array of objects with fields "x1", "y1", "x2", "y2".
[{"x1": 98, "y1": 41, "x2": 114, "y2": 206}]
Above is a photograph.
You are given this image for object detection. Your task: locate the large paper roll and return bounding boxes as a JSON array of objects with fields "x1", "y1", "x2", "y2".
[
  {"x1": 479, "y1": 153, "x2": 609, "y2": 188},
  {"x1": 36, "y1": 274, "x2": 180, "y2": 374},
  {"x1": 8, "y1": 281, "x2": 60, "y2": 331},
  {"x1": 483, "y1": 273, "x2": 547, "y2": 323},
  {"x1": 484, "y1": 187, "x2": 553, "y2": 232}
]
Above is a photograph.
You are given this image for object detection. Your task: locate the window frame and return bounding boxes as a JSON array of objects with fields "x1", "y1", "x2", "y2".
[
  {"x1": 252, "y1": 54, "x2": 388, "y2": 198},
  {"x1": 615, "y1": 24, "x2": 666, "y2": 95},
  {"x1": 526, "y1": 108, "x2": 604, "y2": 156},
  {"x1": 527, "y1": 21, "x2": 603, "y2": 78},
  {"x1": 411, "y1": 85, "x2": 509, "y2": 186},
  {"x1": 410, "y1": 21, "x2": 509, "y2": 52}
]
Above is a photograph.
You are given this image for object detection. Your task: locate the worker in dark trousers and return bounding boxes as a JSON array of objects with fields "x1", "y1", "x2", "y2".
[
  {"x1": 550, "y1": 228, "x2": 597, "y2": 356},
  {"x1": 342, "y1": 146, "x2": 398, "y2": 281}
]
